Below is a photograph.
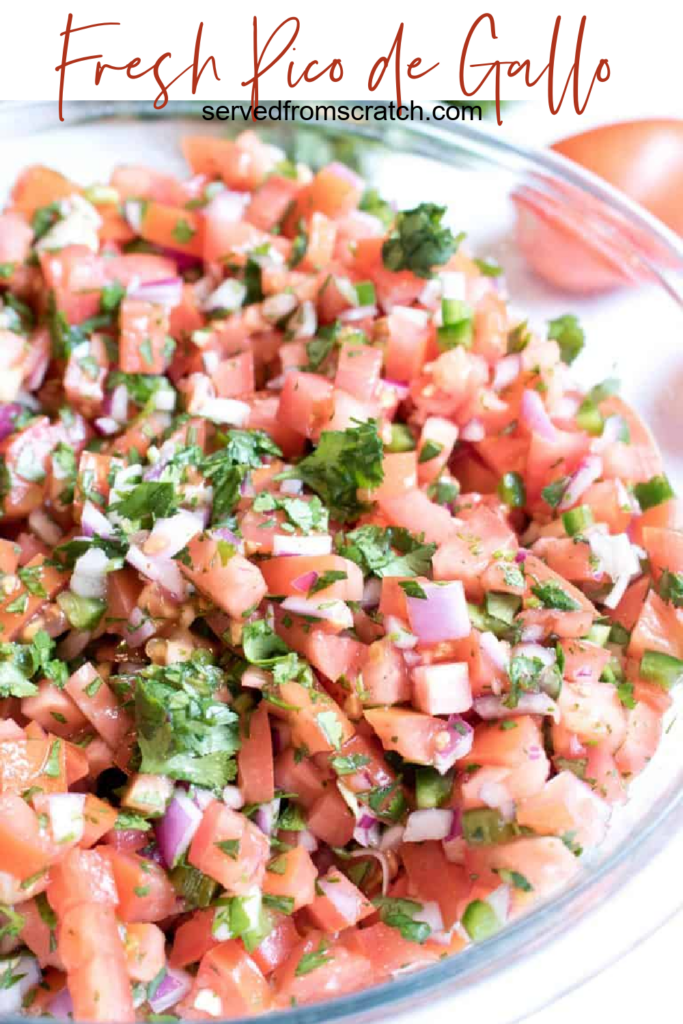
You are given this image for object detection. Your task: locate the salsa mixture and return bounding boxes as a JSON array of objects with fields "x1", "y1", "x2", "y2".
[{"x1": 0, "y1": 130, "x2": 679, "y2": 1021}]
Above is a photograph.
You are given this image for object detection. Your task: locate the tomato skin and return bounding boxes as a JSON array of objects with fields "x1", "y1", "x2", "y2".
[
  {"x1": 189, "y1": 801, "x2": 270, "y2": 895},
  {"x1": 48, "y1": 847, "x2": 119, "y2": 917},
  {"x1": 273, "y1": 932, "x2": 374, "y2": 1008},
  {"x1": 119, "y1": 298, "x2": 171, "y2": 375},
  {"x1": 122, "y1": 922, "x2": 166, "y2": 983},
  {"x1": 250, "y1": 915, "x2": 301, "y2": 976},
  {"x1": 0, "y1": 793, "x2": 54, "y2": 881},
  {"x1": 102, "y1": 849, "x2": 176, "y2": 923},
  {"x1": 58, "y1": 904, "x2": 135, "y2": 1024},
  {"x1": 237, "y1": 702, "x2": 275, "y2": 805},
  {"x1": 65, "y1": 663, "x2": 132, "y2": 751},
  {"x1": 262, "y1": 846, "x2": 317, "y2": 911},
  {"x1": 170, "y1": 909, "x2": 218, "y2": 970},
  {"x1": 183, "y1": 940, "x2": 274, "y2": 1018},
  {"x1": 182, "y1": 535, "x2": 268, "y2": 620},
  {"x1": 260, "y1": 554, "x2": 363, "y2": 602},
  {"x1": 552, "y1": 120, "x2": 683, "y2": 237}
]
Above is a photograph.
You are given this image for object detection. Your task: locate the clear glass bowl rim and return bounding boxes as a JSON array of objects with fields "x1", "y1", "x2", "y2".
[{"x1": 3, "y1": 99, "x2": 683, "y2": 1024}]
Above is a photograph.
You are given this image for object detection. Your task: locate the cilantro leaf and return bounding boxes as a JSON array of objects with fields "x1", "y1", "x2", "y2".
[
  {"x1": 242, "y1": 621, "x2": 291, "y2": 665},
  {"x1": 295, "y1": 940, "x2": 332, "y2": 977},
  {"x1": 359, "y1": 188, "x2": 394, "y2": 229},
  {"x1": 382, "y1": 203, "x2": 463, "y2": 279},
  {"x1": 548, "y1": 314, "x2": 585, "y2": 365},
  {"x1": 372, "y1": 897, "x2": 431, "y2": 944},
  {"x1": 659, "y1": 569, "x2": 683, "y2": 609},
  {"x1": 337, "y1": 524, "x2": 435, "y2": 578},
  {"x1": 135, "y1": 655, "x2": 239, "y2": 790},
  {"x1": 110, "y1": 481, "x2": 179, "y2": 527},
  {"x1": 291, "y1": 422, "x2": 384, "y2": 523},
  {"x1": 202, "y1": 430, "x2": 282, "y2": 524},
  {"x1": 531, "y1": 581, "x2": 581, "y2": 611}
]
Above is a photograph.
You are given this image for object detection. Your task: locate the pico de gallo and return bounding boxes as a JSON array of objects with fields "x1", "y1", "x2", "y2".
[{"x1": 0, "y1": 129, "x2": 679, "y2": 1021}]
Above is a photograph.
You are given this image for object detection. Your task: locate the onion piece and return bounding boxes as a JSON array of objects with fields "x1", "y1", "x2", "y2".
[
  {"x1": 434, "y1": 715, "x2": 474, "y2": 774},
  {"x1": 71, "y1": 547, "x2": 109, "y2": 599},
  {"x1": 28, "y1": 508, "x2": 62, "y2": 546},
  {"x1": 0, "y1": 403, "x2": 21, "y2": 440},
  {"x1": 0, "y1": 956, "x2": 41, "y2": 1014},
  {"x1": 148, "y1": 968, "x2": 193, "y2": 1015},
  {"x1": 521, "y1": 388, "x2": 557, "y2": 441},
  {"x1": 339, "y1": 304, "x2": 377, "y2": 323},
  {"x1": 557, "y1": 455, "x2": 603, "y2": 511},
  {"x1": 128, "y1": 277, "x2": 183, "y2": 309},
  {"x1": 460, "y1": 418, "x2": 485, "y2": 442},
  {"x1": 254, "y1": 798, "x2": 280, "y2": 836},
  {"x1": 272, "y1": 534, "x2": 332, "y2": 557},
  {"x1": 222, "y1": 785, "x2": 244, "y2": 810},
  {"x1": 406, "y1": 581, "x2": 470, "y2": 644},
  {"x1": 202, "y1": 278, "x2": 246, "y2": 313},
  {"x1": 587, "y1": 530, "x2": 642, "y2": 609},
  {"x1": 47, "y1": 793, "x2": 86, "y2": 844},
  {"x1": 474, "y1": 693, "x2": 559, "y2": 720},
  {"x1": 48, "y1": 988, "x2": 74, "y2": 1019},
  {"x1": 492, "y1": 354, "x2": 521, "y2": 392},
  {"x1": 125, "y1": 607, "x2": 157, "y2": 649},
  {"x1": 384, "y1": 614, "x2": 418, "y2": 650},
  {"x1": 403, "y1": 808, "x2": 454, "y2": 843},
  {"x1": 81, "y1": 500, "x2": 117, "y2": 540},
  {"x1": 146, "y1": 509, "x2": 204, "y2": 558},
  {"x1": 155, "y1": 792, "x2": 203, "y2": 868},
  {"x1": 126, "y1": 543, "x2": 187, "y2": 601},
  {"x1": 195, "y1": 397, "x2": 250, "y2": 426},
  {"x1": 280, "y1": 596, "x2": 353, "y2": 629},
  {"x1": 347, "y1": 849, "x2": 390, "y2": 896}
]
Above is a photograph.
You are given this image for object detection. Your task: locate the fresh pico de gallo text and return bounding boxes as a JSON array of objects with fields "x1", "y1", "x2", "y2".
[{"x1": 0, "y1": 129, "x2": 679, "y2": 1021}]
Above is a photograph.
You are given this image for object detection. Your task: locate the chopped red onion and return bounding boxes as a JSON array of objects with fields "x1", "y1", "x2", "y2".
[
  {"x1": 279, "y1": 477, "x2": 303, "y2": 496},
  {"x1": 353, "y1": 812, "x2": 381, "y2": 848},
  {"x1": 439, "y1": 271, "x2": 466, "y2": 301},
  {"x1": 434, "y1": 715, "x2": 474, "y2": 774},
  {"x1": 292, "y1": 570, "x2": 319, "y2": 592},
  {"x1": 478, "y1": 781, "x2": 515, "y2": 820},
  {"x1": 272, "y1": 534, "x2": 332, "y2": 557},
  {"x1": 254, "y1": 798, "x2": 281, "y2": 836},
  {"x1": 94, "y1": 416, "x2": 121, "y2": 436},
  {"x1": 479, "y1": 631, "x2": 510, "y2": 673},
  {"x1": 148, "y1": 968, "x2": 193, "y2": 1015},
  {"x1": 296, "y1": 829, "x2": 318, "y2": 853},
  {"x1": 71, "y1": 547, "x2": 109, "y2": 599},
  {"x1": 406, "y1": 581, "x2": 470, "y2": 644},
  {"x1": 361, "y1": 577, "x2": 382, "y2": 609},
  {"x1": 47, "y1": 793, "x2": 86, "y2": 844},
  {"x1": 147, "y1": 509, "x2": 204, "y2": 558},
  {"x1": 222, "y1": 785, "x2": 244, "y2": 810},
  {"x1": 486, "y1": 884, "x2": 511, "y2": 926},
  {"x1": 382, "y1": 380, "x2": 410, "y2": 402},
  {"x1": 48, "y1": 988, "x2": 74, "y2": 1019},
  {"x1": 474, "y1": 693, "x2": 559, "y2": 720},
  {"x1": 379, "y1": 824, "x2": 405, "y2": 852},
  {"x1": 109, "y1": 383, "x2": 129, "y2": 422},
  {"x1": 0, "y1": 956, "x2": 39, "y2": 1014},
  {"x1": 128, "y1": 277, "x2": 183, "y2": 309},
  {"x1": 281, "y1": 596, "x2": 353, "y2": 629},
  {"x1": 339, "y1": 305, "x2": 378, "y2": 322},
  {"x1": 492, "y1": 354, "x2": 521, "y2": 392},
  {"x1": 81, "y1": 500, "x2": 116, "y2": 540},
  {"x1": 191, "y1": 788, "x2": 215, "y2": 812},
  {"x1": 512, "y1": 642, "x2": 556, "y2": 667},
  {"x1": 288, "y1": 300, "x2": 317, "y2": 340},
  {"x1": 202, "y1": 278, "x2": 246, "y2": 313},
  {"x1": 413, "y1": 900, "x2": 444, "y2": 935},
  {"x1": 347, "y1": 849, "x2": 390, "y2": 896},
  {"x1": 521, "y1": 388, "x2": 557, "y2": 441},
  {"x1": 596, "y1": 414, "x2": 629, "y2": 449},
  {"x1": 195, "y1": 396, "x2": 251, "y2": 426},
  {"x1": 204, "y1": 188, "x2": 250, "y2": 223},
  {"x1": 0, "y1": 403, "x2": 21, "y2": 440},
  {"x1": 28, "y1": 508, "x2": 62, "y2": 546},
  {"x1": 403, "y1": 808, "x2": 454, "y2": 843},
  {"x1": 126, "y1": 606, "x2": 158, "y2": 649},
  {"x1": 155, "y1": 792, "x2": 203, "y2": 868},
  {"x1": 241, "y1": 667, "x2": 270, "y2": 691},
  {"x1": 126, "y1": 543, "x2": 188, "y2": 601},
  {"x1": 384, "y1": 614, "x2": 418, "y2": 650},
  {"x1": 460, "y1": 418, "x2": 485, "y2": 442},
  {"x1": 262, "y1": 292, "x2": 299, "y2": 323},
  {"x1": 558, "y1": 455, "x2": 603, "y2": 511}
]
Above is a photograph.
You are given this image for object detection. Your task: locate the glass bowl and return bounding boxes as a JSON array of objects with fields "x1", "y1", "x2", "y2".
[{"x1": 1, "y1": 100, "x2": 683, "y2": 1024}]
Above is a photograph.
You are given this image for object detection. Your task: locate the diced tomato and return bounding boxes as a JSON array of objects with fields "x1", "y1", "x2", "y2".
[
  {"x1": 262, "y1": 846, "x2": 317, "y2": 911},
  {"x1": 182, "y1": 535, "x2": 267, "y2": 619},
  {"x1": 238, "y1": 702, "x2": 275, "y2": 805},
  {"x1": 189, "y1": 801, "x2": 270, "y2": 895},
  {"x1": 119, "y1": 298, "x2": 171, "y2": 375}
]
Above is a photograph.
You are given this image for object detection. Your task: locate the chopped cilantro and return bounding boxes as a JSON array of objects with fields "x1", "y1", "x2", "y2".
[
  {"x1": 336, "y1": 524, "x2": 435, "y2": 578},
  {"x1": 292, "y1": 421, "x2": 384, "y2": 523},
  {"x1": 382, "y1": 203, "x2": 463, "y2": 279},
  {"x1": 548, "y1": 314, "x2": 585, "y2": 365}
]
